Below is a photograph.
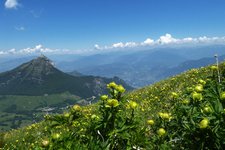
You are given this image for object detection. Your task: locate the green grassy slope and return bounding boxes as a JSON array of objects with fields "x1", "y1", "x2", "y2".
[
  {"x1": 0, "y1": 93, "x2": 82, "y2": 131},
  {"x1": 1, "y1": 62, "x2": 225, "y2": 149}
]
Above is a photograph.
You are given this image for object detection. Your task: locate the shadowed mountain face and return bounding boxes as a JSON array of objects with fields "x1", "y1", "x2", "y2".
[{"x1": 0, "y1": 55, "x2": 132, "y2": 98}]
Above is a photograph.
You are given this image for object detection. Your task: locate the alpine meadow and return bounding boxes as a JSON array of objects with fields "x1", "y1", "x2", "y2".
[{"x1": 1, "y1": 0, "x2": 225, "y2": 149}]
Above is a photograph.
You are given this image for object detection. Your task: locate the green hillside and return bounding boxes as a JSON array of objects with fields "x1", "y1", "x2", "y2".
[
  {"x1": 0, "y1": 93, "x2": 83, "y2": 131},
  {"x1": 0, "y1": 56, "x2": 132, "y2": 132},
  {"x1": 1, "y1": 62, "x2": 225, "y2": 149},
  {"x1": 0, "y1": 56, "x2": 132, "y2": 98}
]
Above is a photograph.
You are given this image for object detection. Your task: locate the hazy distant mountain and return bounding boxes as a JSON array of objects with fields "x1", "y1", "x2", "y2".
[
  {"x1": 1, "y1": 45, "x2": 225, "y2": 87},
  {"x1": 161, "y1": 54, "x2": 225, "y2": 78},
  {"x1": 0, "y1": 56, "x2": 35, "y2": 73},
  {"x1": 68, "y1": 70, "x2": 84, "y2": 77},
  {"x1": 0, "y1": 55, "x2": 133, "y2": 98},
  {"x1": 63, "y1": 45, "x2": 225, "y2": 87}
]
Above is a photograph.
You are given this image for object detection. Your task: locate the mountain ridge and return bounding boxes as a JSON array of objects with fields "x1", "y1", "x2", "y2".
[{"x1": 0, "y1": 55, "x2": 133, "y2": 98}]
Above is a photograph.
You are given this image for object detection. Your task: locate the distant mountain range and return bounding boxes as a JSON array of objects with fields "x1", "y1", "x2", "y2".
[
  {"x1": 56, "y1": 45, "x2": 225, "y2": 87},
  {"x1": 0, "y1": 55, "x2": 132, "y2": 98},
  {"x1": 0, "y1": 45, "x2": 225, "y2": 87}
]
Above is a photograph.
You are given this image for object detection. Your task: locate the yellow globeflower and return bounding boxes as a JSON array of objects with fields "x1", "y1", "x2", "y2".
[
  {"x1": 116, "y1": 85, "x2": 126, "y2": 93},
  {"x1": 147, "y1": 119, "x2": 154, "y2": 125},
  {"x1": 221, "y1": 92, "x2": 225, "y2": 100},
  {"x1": 107, "y1": 82, "x2": 117, "y2": 89},
  {"x1": 195, "y1": 84, "x2": 203, "y2": 93},
  {"x1": 198, "y1": 79, "x2": 206, "y2": 85},
  {"x1": 64, "y1": 112, "x2": 70, "y2": 118},
  {"x1": 106, "y1": 99, "x2": 119, "y2": 107},
  {"x1": 100, "y1": 95, "x2": 108, "y2": 101},
  {"x1": 157, "y1": 128, "x2": 166, "y2": 136},
  {"x1": 210, "y1": 66, "x2": 218, "y2": 71},
  {"x1": 158, "y1": 112, "x2": 171, "y2": 120},
  {"x1": 52, "y1": 133, "x2": 60, "y2": 140},
  {"x1": 129, "y1": 101, "x2": 138, "y2": 109},
  {"x1": 171, "y1": 92, "x2": 178, "y2": 98},
  {"x1": 42, "y1": 139, "x2": 50, "y2": 147},
  {"x1": 199, "y1": 118, "x2": 209, "y2": 129},
  {"x1": 72, "y1": 104, "x2": 81, "y2": 111},
  {"x1": 192, "y1": 92, "x2": 203, "y2": 101},
  {"x1": 203, "y1": 106, "x2": 212, "y2": 113}
]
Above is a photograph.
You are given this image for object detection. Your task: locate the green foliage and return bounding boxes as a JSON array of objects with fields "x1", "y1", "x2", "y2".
[
  {"x1": 0, "y1": 93, "x2": 82, "y2": 131},
  {"x1": 1, "y1": 62, "x2": 225, "y2": 149}
]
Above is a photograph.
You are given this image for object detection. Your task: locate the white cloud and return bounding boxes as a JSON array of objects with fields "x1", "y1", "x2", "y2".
[
  {"x1": 157, "y1": 33, "x2": 178, "y2": 44},
  {"x1": 1, "y1": 34, "x2": 225, "y2": 56},
  {"x1": 0, "y1": 45, "x2": 88, "y2": 55},
  {"x1": 15, "y1": 26, "x2": 25, "y2": 31},
  {"x1": 142, "y1": 38, "x2": 154, "y2": 45},
  {"x1": 5, "y1": 0, "x2": 19, "y2": 9},
  {"x1": 112, "y1": 42, "x2": 124, "y2": 48},
  {"x1": 94, "y1": 44, "x2": 101, "y2": 50},
  {"x1": 94, "y1": 34, "x2": 225, "y2": 51}
]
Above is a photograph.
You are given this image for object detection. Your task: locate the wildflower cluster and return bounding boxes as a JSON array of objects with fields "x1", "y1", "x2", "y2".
[{"x1": 1, "y1": 62, "x2": 225, "y2": 149}]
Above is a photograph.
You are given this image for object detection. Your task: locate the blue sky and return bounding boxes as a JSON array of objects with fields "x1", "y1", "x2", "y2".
[{"x1": 1, "y1": 0, "x2": 225, "y2": 54}]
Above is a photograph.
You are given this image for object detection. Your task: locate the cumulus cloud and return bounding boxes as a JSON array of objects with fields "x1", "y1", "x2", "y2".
[
  {"x1": 157, "y1": 33, "x2": 177, "y2": 44},
  {"x1": 1, "y1": 34, "x2": 225, "y2": 56},
  {"x1": 0, "y1": 45, "x2": 89, "y2": 56},
  {"x1": 5, "y1": 0, "x2": 19, "y2": 9},
  {"x1": 94, "y1": 34, "x2": 225, "y2": 51},
  {"x1": 0, "y1": 45, "x2": 60, "y2": 55},
  {"x1": 142, "y1": 38, "x2": 154, "y2": 46}
]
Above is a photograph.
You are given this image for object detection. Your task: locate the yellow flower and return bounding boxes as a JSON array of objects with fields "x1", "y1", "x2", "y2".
[
  {"x1": 52, "y1": 133, "x2": 60, "y2": 140},
  {"x1": 199, "y1": 118, "x2": 209, "y2": 129},
  {"x1": 203, "y1": 106, "x2": 212, "y2": 113},
  {"x1": 107, "y1": 82, "x2": 117, "y2": 89},
  {"x1": 129, "y1": 101, "x2": 138, "y2": 109},
  {"x1": 100, "y1": 95, "x2": 108, "y2": 101},
  {"x1": 171, "y1": 92, "x2": 178, "y2": 98},
  {"x1": 157, "y1": 128, "x2": 166, "y2": 136},
  {"x1": 91, "y1": 114, "x2": 100, "y2": 120},
  {"x1": 64, "y1": 112, "x2": 70, "y2": 118},
  {"x1": 192, "y1": 92, "x2": 203, "y2": 101},
  {"x1": 210, "y1": 66, "x2": 218, "y2": 71},
  {"x1": 72, "y1": 104, "x2": 81, "y2": 111},
  {"x1": 42, "y1": 139, "x2": 50, "y2": 147},
  {"x1": 195, "y1": 84, "x2": 203, "y2": 92},
  {"x1": 158, "y1": 112, "x2": 172, "y2": 120},
  {"x1": 147, "y1": 119, "x2": 154, "y2": 125},
  {"x1": 116, "y1": 85, "x2": 126, "y2": 93},
  {"x1": 106, "y1": 99, "x2": 119, "y2": 107},
  {"x1": 221, "y1": 92, "x2": 225, "y2": 100},
  {"x1": 198, "y1": 79, "x2": 206, "y2": 85}
]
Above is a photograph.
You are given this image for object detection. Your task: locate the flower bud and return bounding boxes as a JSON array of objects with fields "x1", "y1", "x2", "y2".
[
  {"x1": 199, "y1": 118, "x2": 209, "y2": 129},
  {"x1": 157, "y1": 128, "x2": 166, "y2": 136},
  {"x1": 147, "y1": 119, "x2": 154, "y2": 125}
]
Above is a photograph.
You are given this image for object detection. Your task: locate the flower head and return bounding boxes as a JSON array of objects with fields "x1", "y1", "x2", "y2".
[
  {"x1": 210, "y1": 66, "x2": 218, "y2": 71},
  {"x1": 192, "y1": 92, "x2": 203, "y2": 101},
  {"x1": 42, "y1": 139, "x2": 50, "y2": 147},
  {"x1": 106, "y1": 99, "x2": 119, "y2": 108},
  {"x1": 100, "y1": 95, "x2": 108, "y2": 101},
  {"x1": 199, "y1": 118, "x2": 209, "y2": 129},
  {"x1": 157, "y1": 128, "x2": 166, "y2": 136},
  {"x1": 107, "y1": 82, "x2": 117, "y2": 89},
  {"x1": 116, "y1": 85, "x2": 126, "y2": 93},
  {"x1": 72, "y1": 104, "x2": 81, "y2": 111},
  {"x1": 195, "y1": 84, "x2": 203, "y2": 93},
  {"x1": 147, "y1": 119, "x2": 154, "y2": 125},
  {"x1": 129, "y1": 101, "x2": 138, "y2": 109}
]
